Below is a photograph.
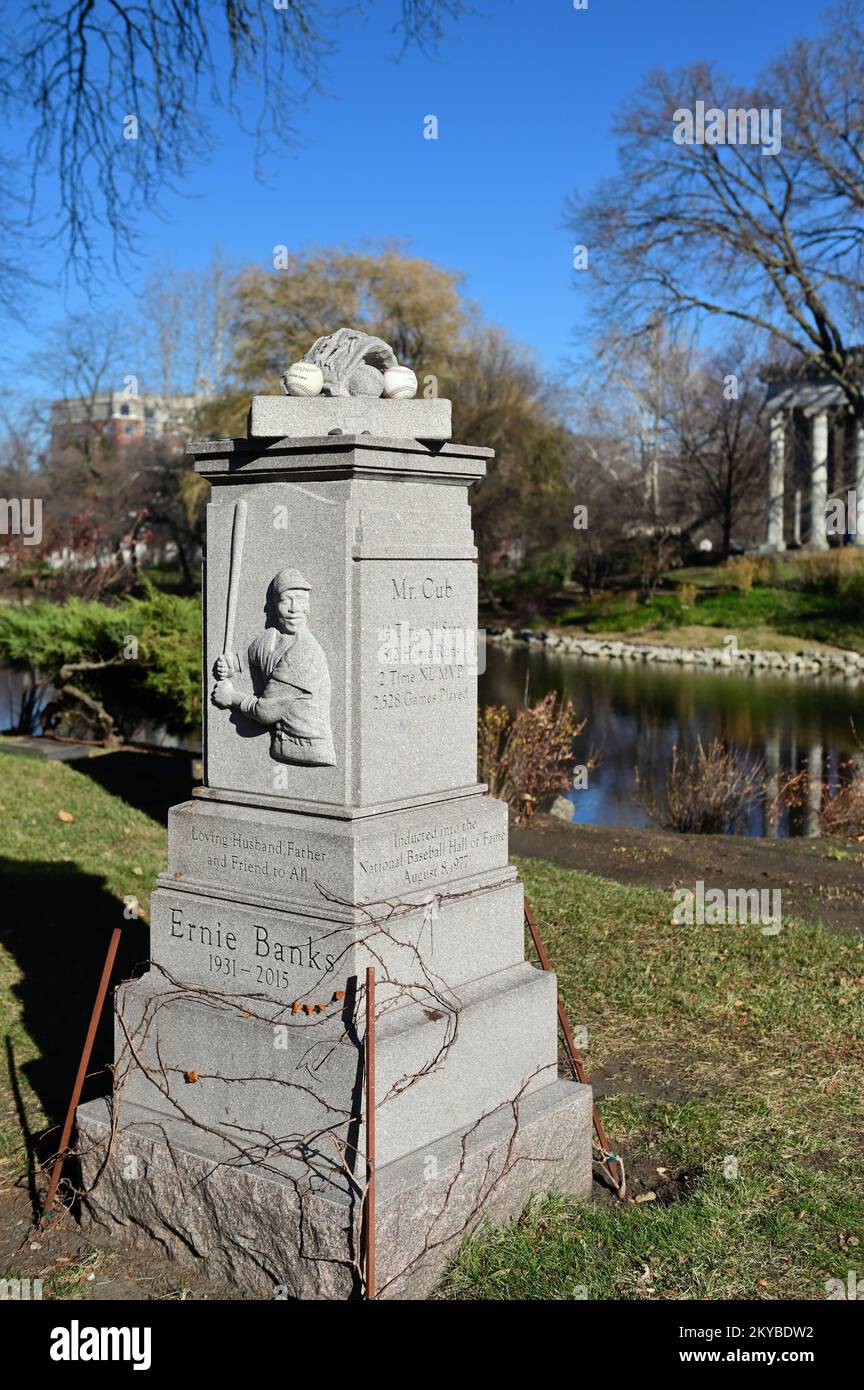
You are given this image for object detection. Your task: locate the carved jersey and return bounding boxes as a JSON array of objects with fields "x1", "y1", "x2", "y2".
[{"x1": 239, "y1": 626, "x2": 336, "y2": 767}]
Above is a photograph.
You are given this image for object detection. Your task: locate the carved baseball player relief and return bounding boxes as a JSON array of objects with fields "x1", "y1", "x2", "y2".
[{"x1": 211, "y1": 500, "x2": 336, "y2": 768}]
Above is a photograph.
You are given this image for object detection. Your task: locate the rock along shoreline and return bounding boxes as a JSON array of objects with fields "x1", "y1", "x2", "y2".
[{"x1": 486, "y1": 627, "x2": 864, "y2": 681}]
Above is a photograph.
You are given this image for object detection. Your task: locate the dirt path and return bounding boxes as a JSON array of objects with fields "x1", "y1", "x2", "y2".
[{"x1": 510, "y1": 816, "x2": 864, "y2": 936}]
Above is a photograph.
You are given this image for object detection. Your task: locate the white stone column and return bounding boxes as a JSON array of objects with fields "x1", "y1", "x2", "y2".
[
  {"x1": 855, "y1": 422, "x2": 864, "y2": 547},
  {"x1": 805, "y1": 740, "x2": 823, "y2": 838},
  {"x1": 765, "y1": 413, "x2": 786, "y2": 550},
  {"x1": 808, "y1": 410, "x2": 829, "y2": 549},
  {"x1": 764, "y1": 730, "x2": 781, "y2": 837}
]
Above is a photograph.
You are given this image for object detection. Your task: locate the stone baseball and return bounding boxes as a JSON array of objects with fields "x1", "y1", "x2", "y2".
[
  {"x1": 382, "y1": 366, "x2": 418, "y2": 400},
  {"x1": 284, "y1": 361, "x2": 324, "y2": 397}
]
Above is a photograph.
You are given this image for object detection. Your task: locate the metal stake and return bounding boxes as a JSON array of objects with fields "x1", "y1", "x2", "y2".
[
  {"x1": 364, "y1": 965, "x2": 376, "y2": 1297},
  {"x1": 524, "y1": 898, "x2": 625, "y2": 1196},
  {"x1": 42, "y1": 925, "x2": 123, "y2": 1219}
]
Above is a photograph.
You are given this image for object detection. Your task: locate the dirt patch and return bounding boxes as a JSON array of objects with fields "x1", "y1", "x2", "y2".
[
  {"x1": 592, "y1": 1149, "x2": 702, "y2": 1210},
  {"x1": 590, "y1": 1057, "x2": 695, "y2": 1106},
  {"x1": 511, "y1": 815, "x2": 864, "y2": 936},
  {"x1": 792, "y1": 1149, "x2": 849, "y2": 1173}
]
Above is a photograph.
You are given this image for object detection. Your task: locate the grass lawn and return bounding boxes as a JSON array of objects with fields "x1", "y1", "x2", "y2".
[
  {"x1": 556, "y1": 587, "x2": 864, "y2": 654},
  {"x1": 445, "y1": 858, "x2": 864, "y2": 1300},
  {"x1": 1, "y1": 752, "x2": 862, "y2": 1301},
  {"x1": 0, "y1": 751, "x2": 164, "y2": 1181}
]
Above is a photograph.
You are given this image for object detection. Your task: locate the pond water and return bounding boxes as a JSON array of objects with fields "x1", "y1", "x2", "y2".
[
  {"x1": 3, "y1": 653, "x2": 860, "y2": 837},
  {"x1": 0, "y1": 667, "x2": 198, "y2": 753},
  {"x1": 479, "y1": 643, "x2": 863, "y2": 837},
  {"x1": 0, "y1": 667, "x2": 47, "y2": 733}
]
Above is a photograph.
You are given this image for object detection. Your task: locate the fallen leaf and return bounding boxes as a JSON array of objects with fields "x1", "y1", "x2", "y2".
[{"x1": 634, "y1": 1192, "x2": 657, "y2": 1204}]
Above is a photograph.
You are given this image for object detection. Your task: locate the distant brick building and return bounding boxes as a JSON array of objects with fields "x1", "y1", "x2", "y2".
[{"x1": 50, "y1": 392, "x2": 201, "y2": 455}]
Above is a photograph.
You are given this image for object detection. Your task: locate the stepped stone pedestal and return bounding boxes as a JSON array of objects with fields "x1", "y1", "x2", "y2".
[{"x1": 76, "y1": 406, "x2": 592, "y2": 1299}]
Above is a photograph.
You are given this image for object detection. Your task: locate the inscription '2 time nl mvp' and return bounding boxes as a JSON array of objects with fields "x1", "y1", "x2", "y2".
[{"x1": 371, "y1": 570, "x2": 474, "y2": 717}]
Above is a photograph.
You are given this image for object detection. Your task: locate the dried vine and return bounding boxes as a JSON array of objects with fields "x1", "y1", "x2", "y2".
[{"x1": 58, "y1": 874, "x2": 571, "y2": 1298}]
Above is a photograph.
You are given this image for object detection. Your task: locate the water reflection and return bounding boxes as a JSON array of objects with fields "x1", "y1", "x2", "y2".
[
  {"x1": 0, "y1": 666, "x2": 49, "y2": 733},
  {"x1": 479, "y1": 644, "x2": 862, "y2": 838},
  {"x1": 0, "y1": 666, "x2": 198, "y2": 752}
]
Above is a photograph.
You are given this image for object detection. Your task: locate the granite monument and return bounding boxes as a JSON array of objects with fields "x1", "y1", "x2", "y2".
[{"x1": 76, "y1": 332, "x2": 592, "y2": 1299}]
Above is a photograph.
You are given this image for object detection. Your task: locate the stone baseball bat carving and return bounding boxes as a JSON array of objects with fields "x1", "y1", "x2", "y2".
[{"x1": 220, "y1": 498, "x2": 247, "y2": 673}]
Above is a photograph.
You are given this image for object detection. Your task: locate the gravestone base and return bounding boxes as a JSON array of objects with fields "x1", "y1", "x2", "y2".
[{"x1": 77, "y1": 1081, "x2": 592, "y2": 1300}]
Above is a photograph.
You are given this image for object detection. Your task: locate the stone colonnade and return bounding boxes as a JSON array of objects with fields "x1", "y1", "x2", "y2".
[{"x1": 764, "y1": 381, "x2": 864, "y2": 550}]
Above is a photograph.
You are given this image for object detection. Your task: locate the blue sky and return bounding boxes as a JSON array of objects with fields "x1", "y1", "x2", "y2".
[{"x1": 5, "y1": 0, "x2": 828, "y2": 393}]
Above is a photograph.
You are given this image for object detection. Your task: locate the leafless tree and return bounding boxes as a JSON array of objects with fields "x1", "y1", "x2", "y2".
[
  {"x1": 0, "y1": 1, "x2": 469, "y2": 295},
  {"x1": 665, "y1": 345, "x2": 768, "y2": 557},
  {"x1": 577, "y1": 320, "x2": 698, "y2": 522},
  {"x1": 566, "y1": 437, "x2": 646, "y2": 598},
  {"x1": 568, "y1": 0, "x2": 864, "y2": 417},
  {"x1": 35, "y1": 311, "x2": 133, "y2": 478},
  {"x1": 452, "y1": 326, "x2": 577, "y2": 585},
  {"x1": 0, "y1": 400, "x2": 45, "y2": 490},
  {"x1": 140, "y1": 248, "x2": 234, "y2": 397}
]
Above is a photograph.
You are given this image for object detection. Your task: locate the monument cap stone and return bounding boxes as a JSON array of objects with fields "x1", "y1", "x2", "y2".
[{"x1": 247, "y1": 394, "x2": 452, "y2": 441}]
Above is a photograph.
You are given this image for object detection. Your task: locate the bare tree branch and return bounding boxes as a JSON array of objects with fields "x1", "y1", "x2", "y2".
[
  {"x1": 0, "y1": 1, "x2": 469, "y2": 293},
  {"x1": 568, "y1": 4, "x2": 864, "y2": 416}
]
